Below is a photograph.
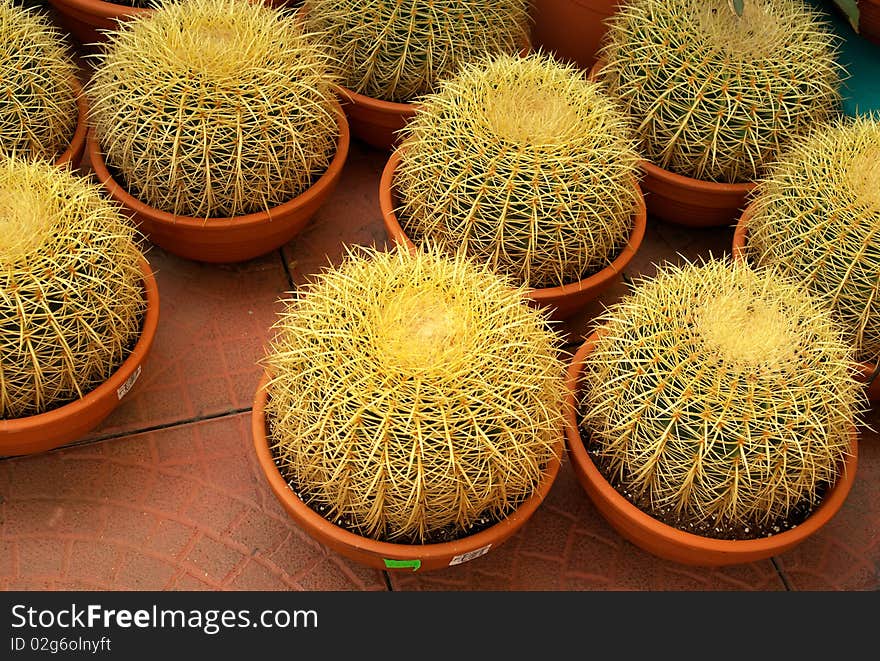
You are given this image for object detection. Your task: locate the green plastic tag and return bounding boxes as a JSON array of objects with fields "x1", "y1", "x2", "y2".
[{"x1": 383, "y1": 558, "x2": 421, "y2": 571}]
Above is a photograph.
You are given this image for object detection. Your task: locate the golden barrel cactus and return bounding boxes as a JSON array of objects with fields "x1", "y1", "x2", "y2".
[
  {"x1": 0, "y1": 0, "x2": 79, "y2": 161},
  {"x1": 394, "y1": 52, "x2": 641, "y2": 290},
  {"x1": 0, "y1": 155, "x2": 146, "y2": 418},
  {"x1": 744, "y1": 115, "x2": 880, "y2": 365},
  {"x1": 599, "y1": 0, "x2": 842, "y2": 183},
  {"x1": 263, "y1": 246, "x2": 567, "y2": 544},
  {"x1": 578, "y1": 259, "x2": 862, "y2": 537},
  {"x1": 300, "y1": 0, "x2": 530, "y2": 102},
  {"x1": 88, "y1": 0, "x2": 339, "y2": 218}
]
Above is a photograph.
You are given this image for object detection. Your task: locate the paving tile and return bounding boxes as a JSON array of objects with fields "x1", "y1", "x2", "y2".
[{"x1": 0, "y1": 413, "x2": 387, "y2": 591}]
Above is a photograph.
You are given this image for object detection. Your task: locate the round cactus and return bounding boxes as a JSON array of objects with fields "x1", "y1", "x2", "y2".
[
  {"x1": 263, "y1": 245, "x2": 567, "y2": 544},
  {"x1": 578, "y1": 259, "x2": 862, "y2": 537},
  {"x1": 745, "y1": 115, "x2": 880, "y2": 364},
  {"x1": 88, "y1": 0, "x2": 339, "y2": 218},
  {"x1": 0, "y1": 154, "x2": 146, "y2": 419},
  {"x1": 394, "y1": 52, "x2": 641, "y2": 290},
  {"x1": 300, "y1": 0, "x2": 529, "y2": 103},
  {"x1": 0, "y1": 0, "x2": 79, "y2": 162},
  {"x1": 598, "y1": 0, "x2": 842, "y2": 183}
]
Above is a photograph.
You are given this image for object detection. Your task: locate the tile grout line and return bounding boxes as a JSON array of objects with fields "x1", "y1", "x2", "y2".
[{"x1": 771, "y1": 557, "x2": 794, "y2": 591}]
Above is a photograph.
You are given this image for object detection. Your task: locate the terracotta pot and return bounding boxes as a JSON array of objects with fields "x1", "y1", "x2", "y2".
[
  {"x1": 51, "y1": 78, "x2": 90, "y2": 169},
  {"x1": 858, "y1": 0, "x2": 880, "y2": 46},
  {"x1": 88, "y1": 101, "x2": 350, "y2": 263},
  {"x1": 378, "y1": 148, "x2": 647, "y2": 320},
  {"x1": 47, "y1": 0, "x2": 148, "y2": 50},
  {"x1": 564, "y1": 330, "x2": 860, "y2": 566},
  {"x1": 252, "y1": 371, "x2": 563, "y2": 572},
  {"x1": 0, "y1": 254, "x2": 160, "y2": 458},
  {"x1": 733, "y1": 202, "x2": 880, "y2": 403},
  {"x1": 587, "y1": 60, "x2": 754, "y2": 228},
  {"x1": 335, "y1": 85, "x2": 418, "y2": 152},
  {"x1": 528, "y1": 0, "x2": 620, "y2": 71}
]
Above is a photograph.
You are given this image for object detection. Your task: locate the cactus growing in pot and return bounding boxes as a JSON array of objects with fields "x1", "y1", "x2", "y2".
[
  {"x1": 299, "y1": 0, "x2": 530, "y2": 149},
  {"x1": 0, "y1": 0, "x2": 82, "y2": 163},
  {"x1": 385, "y1": 51, "x2": 645, "y2": 318},
  {"x1": 567, "y1": 258, "x2": 864, "y2": 564},
  {"x1": 254, "y1": 245, "x2": 567, "y2": 568},
  {"x1": 0, "y1": 154, "x2": 157, "y2": 456},
  {"x1": 737, "y1": 114, "x2": 880, "y2": 397},
  {"x1": 86, "y1": 0, "x2": 347, "y2": 262},
  {"x1": 595, "y1": 0, "x2": 842, "y2": 226}
]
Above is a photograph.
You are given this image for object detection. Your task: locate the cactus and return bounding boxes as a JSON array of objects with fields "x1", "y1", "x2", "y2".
[
  {"x1": 744, "y1": 115, "x2": 880, "y2": 365},
  {"x1": 598, "y1": 0, "x2": 842, "y2": 183},
  {"x1": 393, "y1": 52, "x2": 641, "y2": 290},
  {"x1": 0, "y1": 0, "x2": 79, "y2": 162},
  {"x1": 300, "y1": 0, "x2": 529, "y2": 103},
  {"x1": 578, "y1": 259, "x2": 862, "y2": 537},
  {"x1": 88, "y1": 0, "x2": 339, "y2": 218},
  {"x1": 263, "y1": 245, "x2": 567, "y2": 544},
  {"x1": 0, "y1": 155, "x2": 146, "y2": 418}
]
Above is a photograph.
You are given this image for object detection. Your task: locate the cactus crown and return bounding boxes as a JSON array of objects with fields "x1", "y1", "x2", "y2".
[
  {"x1": 301, "y1": 0, "x2": 529, "y2": 102},
  {"x1": 88, "y1": 0, "x2": 339, "y2": 218},
  {"x1": 745, "y1": 114, "x2": 880, "y2": 364},
  {"x1": 0, "y1": 0, "x2": 79, "y2": 162},
  {"x1": 394, "y1": 52, "x2": 641, "y2": 290},
  {"x1": 0, "y1": 155, "x2": 146, "y2": 419},
  {"x1": 598, "y1": 0, "x2": 842, "y2": 183},
  {"x1": 578, "y1": 258, "x2": 862, "y2": 537},
  {"x1": 263, "y1": 245, "x2": 567, "y2": 544}
]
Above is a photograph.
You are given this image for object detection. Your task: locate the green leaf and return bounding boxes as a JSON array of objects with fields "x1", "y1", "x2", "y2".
[{"x1": 729, "y1": 0, "x2": 745, "y2": 16}]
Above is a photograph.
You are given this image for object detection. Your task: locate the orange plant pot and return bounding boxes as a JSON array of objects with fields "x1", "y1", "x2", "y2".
[
  {"x1": 858, "y1": 0, "x2": 880, "y2": 46},
  {"x1": 88, "y1": 102, "x2": 350, "y2": 264},
  {"x1": 54, "y1": 78, "x2": 89, "y2": 170},
  {"x1": 733, "y1": 203, "x2": 880, "y2": 403},
  {"x1": 564, "y1": 331, "x2": 860, "y2": 566},
  {"x1": 47, "y1": 0, "x2": 148, "y2": 50},
  {"x1": 0, "y1": 255, "x2": 160, "y2": 458},
  {"x1": 378, "y1": 148, "x2": 646, "y2": 320},
  {"x1": 335, "y1": 85, "x2": 417, "y2": 152},
  {"x1": 251, "y1": 371, "x2": 563, "y2": 572},
  {"x1": 528, "y1": 0, "x2": 620, "y2": 71}
]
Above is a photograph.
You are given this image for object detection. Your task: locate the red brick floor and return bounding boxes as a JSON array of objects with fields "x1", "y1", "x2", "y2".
[{"x1": 2, "y1": 20, "x2": 878, "y2": 590}]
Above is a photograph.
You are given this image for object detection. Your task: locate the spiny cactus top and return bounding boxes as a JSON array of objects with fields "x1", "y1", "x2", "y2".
[
  {"x1": 88, "y1": 0, "x2": 339, "y2": 218},
  {"x1": 0, "y1": 0, "x2": 79, "y2": 162},
  {"x1": 301, "y1": 0, "x2": 529, "y2": 103},
  {"x1": 578, "y1": 259, "x2": 862, "y2": 537},
  {"x1": 394, "y1": 52, "x2": 641, "y2": 290},
  {"x1": 0, "y1": 155, "x2": 146, "y2": 419},
  {"x1": 263, "y1": 246, "x2": 567, "y2": 543},
  {"x1": 599, "y1": 0, "x2": 841, "y2": 183},
  {"x1": 745, "y1": 114, "x2": 880, "y2": 364}
]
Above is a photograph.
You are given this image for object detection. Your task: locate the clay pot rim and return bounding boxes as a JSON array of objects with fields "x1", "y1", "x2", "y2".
[
  {"x1": 334, "y1": 84, "x2": 421, "y2": 117},
  {"x1": 251, "y1": 369, "x2": 564, "y2": 562},
  {"x1": 564, "y1": 329, "x2": 859, "y2": 556},
  {"x1": 378, "y1": 147, "x2": 647, "y2": 302},
  {"x1": 587, "y1": 59, "x2": 756, "y2": 196},
  {"x1": 0, "y1": 253, "x2": 159, "y2": 439},
  {"x1": 55, "y1": 77, "x2": 89, "y2": 169},
  {"x1": 733, "y1": 201, "x2": 880, "y2": 384},
  {"x1": 87, "y1": 99, "x2": 350, "y2": 230},
  {"x1": 47, "y1": 0, "x2": 149, "y2": 19}
]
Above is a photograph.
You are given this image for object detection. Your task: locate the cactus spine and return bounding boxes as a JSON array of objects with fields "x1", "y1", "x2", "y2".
[
  {"x1": 0, "y1": 0, "x2": 79, "y2": 162},
  {"x1": 745, "y1": 115, "x2": 880, "y2": 364},
  {"x1": 578, "y1": 259, "x2": 862, "y2": 537},
  {"x1": 598, "y1": 0, "x2": 842, "y2": 183},
  {"x1": 88, "y1": 0, "x2": 339, "y2": 218},
  {"x1": 301, "y1": 0, "x2": 530, "y2": 103},
  {"x1": 0, "y1": 155, "x2": 146, "y2": 418},
  {"x1": 263, "y1": 246, "x2": 567, "y2": 543},
  {"x1": 394, "y1": 52, "x2": 641, "y2": 290}
]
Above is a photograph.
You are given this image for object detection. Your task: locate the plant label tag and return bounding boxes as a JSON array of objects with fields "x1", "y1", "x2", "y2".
[
  {"x1": 449, "y1": 544, "x2": 492, "y2": 566},
  {"x1": 117, "y1": 365, "x2": 142, "y2": 401}
]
